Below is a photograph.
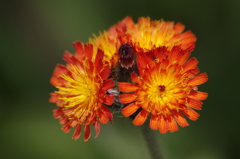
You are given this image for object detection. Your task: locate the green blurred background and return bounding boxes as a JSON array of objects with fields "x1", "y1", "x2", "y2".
[{"x1": 1, "y1": 0, "x2": 239, "y2": 159}]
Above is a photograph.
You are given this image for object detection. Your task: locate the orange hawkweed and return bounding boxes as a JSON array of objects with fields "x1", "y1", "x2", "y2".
[
  {"x1": 122, "y1": 17, "x2": 196, "y2": 52},
  {"x1": 50, "y1": 16, "x2": 208, "y2": 140},
  {"x1": 118, "y1": 46, "x2": 208, "y2": 133},
  {"x1": 49, "y1": 41, "x2": 114, "y2": 141}
]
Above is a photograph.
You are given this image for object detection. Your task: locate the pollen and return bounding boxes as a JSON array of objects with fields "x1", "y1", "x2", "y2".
[{"x1": 158, "y1": 85, "x2": 165, "y2": 92}]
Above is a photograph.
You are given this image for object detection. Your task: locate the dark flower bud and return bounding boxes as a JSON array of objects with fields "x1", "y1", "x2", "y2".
[{"x1": 118, "y1": 43, "x2": 134, "y2": 69}]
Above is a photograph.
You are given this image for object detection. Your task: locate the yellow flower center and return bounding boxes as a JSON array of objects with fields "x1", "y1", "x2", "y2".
[
  {"x1": 56, "y1": 64, "x2": 100, "y2": 119},
  {"x1": 130, "y1": 20, "x2": 181, "y2": 51},
  {"x1": 140, "y1": 64, "x2": 189, "y2": 115}
]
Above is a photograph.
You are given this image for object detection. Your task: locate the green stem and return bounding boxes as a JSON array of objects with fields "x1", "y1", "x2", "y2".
[{"x1": 141, "y1": 120, "x2": 164, "y2": 159}]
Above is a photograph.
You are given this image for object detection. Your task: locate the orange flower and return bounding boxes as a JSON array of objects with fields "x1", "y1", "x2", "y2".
[
  {"x1": 122, "y1": 17, "x2": 196, "y2": 52},
  {"x1": 49, "y1": 41, "x2": 114, "y2": 141},
  {"x1": 89, "y1": 16, "x2": 196, "y2": 66},
  {"x1": 118, "y1": 46, "x2": 208, "y2": 133}
]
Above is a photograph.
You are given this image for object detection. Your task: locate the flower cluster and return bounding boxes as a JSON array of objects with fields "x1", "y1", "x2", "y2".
[{"x1": 49, "y1": 16, "x2": 208, "y2": 141}]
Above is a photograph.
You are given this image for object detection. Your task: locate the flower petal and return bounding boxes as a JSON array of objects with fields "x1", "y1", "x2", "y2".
[
  {"x1": 172, "y1": 110, "x2": 189, "y2": 127},
  {"x1": 84, "y1": 125, "x2": 91, "y2": 141},
  {"x1": 182, "y1": 57, "x2": 198, "y2": 73},
  {"x1": 102, "y1": 78, "x2": 114, "y2": 90},
  {"x1": 103, "y1": 95, "x2": 114, "y2": 105},
  {"x1": 122, "y1": 103, "x2": 140, "y2": 117},
  {"x1": 72, "y1": 124, "x2": 82, "y2": 140},
  {"x1": 167, "y1": 115, "x2": 179, "y2": 132},
  {"x1": 118, "y1": 82, "x2": 139, "y2": 92},
  {"x1": 174, "y1": 22, "x2": 185, "y2": 33},
  {"x1": 150, "y1": 114, "x2": 159, "y2": 130},
  {"x1": 52, "y1": 108, "x2": 63, "y2": 119},
  {"x1": 188, "y1": 73, "x2": 208, "y2": 85},
  {"x1": 119, "y1": 93, "x2": 137, "y2": 104},
  {"x1": 132, "y1": 109, "x2": 149, "y2": 125},
  {"x1": 97, "y1": 109, "x2": 109, "y2": 124},
  {"x1": 187, "y1": 98, "x2": 203, "y2": 110},
  {"x1": 61, "y1": 121, "x2": 71, "y2": 133},
  {"x1": 99, "y1": 105, "x2": 113, "y2": 124},
  {"x1": 159, "y1": 115, "x2": 168, "y2": 133},
  {"x1": 94, "y1": 121, "x2": 100, "y2": 138},
  {"x1": 130, "y1": 73, "x2": 140, "y2": 84},
  {"x1": 188, "y1": 91, "x2": 208, "y2": 100},
  {"x1": 100, "y1": 65, "x2": 111, "y2": 80},
  {"x1": 182, "y1": 109, "x2": 200, "y2": 121}
]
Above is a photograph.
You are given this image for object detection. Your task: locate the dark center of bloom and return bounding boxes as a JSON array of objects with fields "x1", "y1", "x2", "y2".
[
  {"x1": 118, "y1": 43, "x2": 134, "y2": 69},
  {"x1": 118, "y1": 43, "x2": 133, "y2": 58},
  {"x1": 158, "y1": 85, "x2": 166, "y2": 92}
]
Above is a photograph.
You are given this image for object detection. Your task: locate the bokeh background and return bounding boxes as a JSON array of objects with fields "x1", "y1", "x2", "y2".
[{"x1": 1, "y1": 0, "x2": 240, "y2": 159}]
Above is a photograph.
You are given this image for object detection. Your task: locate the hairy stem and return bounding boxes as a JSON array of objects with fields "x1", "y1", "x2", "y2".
[{"x1": 141, "y1": 120, "x2": 164, "y2": 159}]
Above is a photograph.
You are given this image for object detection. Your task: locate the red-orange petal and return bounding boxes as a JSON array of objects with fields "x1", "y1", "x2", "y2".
[
  {"x1": 181, "y1": 31, "x2": 196, "y2": 45},
  {"x1": 177, "y1": 51, "x2": 190, "y2": 66},
  {"x1": 84, "y1": 125, "x2": 91, "y2": 141},
  {"x1": 52, "y1": 108, "x2": 63, "y2": 119},
  {"x1": 136, "y1": 52, "x2": 155, "y2": 75},
  {"x1": 94, "y1": 121, "x2": 100, "y2": 138},
  {"x1": 97, "y1": 109, "x2": 109, "y2": 124},
  {"x1": 104, "y1": 95, "x2": 114, "y2": 105},
  {"x1": 188, "y1": 73, "x2": 208, "y2": 85},
  {"x1": 59, "y1": 116, "x2": 68, "y2": 125},
  {"x1": 50, "y1": 64, "x2": 68, "y2": 86},
  {"x1": 100, "y1": 65, "x2": 111, "y2": 80},
  {"x1": 73, "y1": 41, "x2": 84, "y2": 54},
  {"x1": 187, "y1": 98, "x2": 203, "y2": 110},
  {"x1": 167, "y1": 115, "x2": 179, "y2": 132},
  {"x1": 130, "y1": 73, "x2": 140, "y2": 84},
  {"x1": 119, "y1": 93, "x2": 137, "y2": 104},
  {"x1": 121, "y1": 103, "x2": 140, "y2": 117},
  {"x1": 70, "y1": 119, "x2": 78, "y2": 127},
  {"x1": 174, "y1": 22, "x2": 185, "y2": 33},
  {"x1": 188, "y1": 91, "x2": 208, "y2": 100},
  {"x1": 182, "y1": 57, "x2": 198, "y2": 73},
  {"x1": 72, "y1": 124, "x2": 82, "y2": 140},
  {"x1": 95, "y1": 57, "x2": 103, "y2": 73},
  {"x1": 159, "y1": 115, "x2": 168, "y2": 134},
  {"x1": 182, "y1": 109, "x2": 200, "y2": 121},
  {"x1": 61, "y1": 121, "x2": 71, "y2": 133},
  {"x1": 95, "y1": 49, "x2": 104, "y2": 67},
  {"x1": 132, "y1": 109, "x2": 149, "y2": 125},
  {"x1": 172, "y1": 110, "x2": 189, "y2": 127},
  {"x1": 102, "y1": 78, "x2": 114, "y2": 90},
  {"x1": 154, "y1": 46, "x2": 167, "y2": 61},
  {"x1": 118, "y1": 82, "x2": 139, "y2": 92},
  {"x1": 49, "y1": 93, "x2": 59, "y2": 103},
  {"x1": 101, "y1": 105, "x2": 113, "y2": 121},
  {"x1": 63, "y1": 50, "x2": 74, "y2": 64},
  {"x1": 184, "y1": 68, "x2": 200, "y2": 78},
  {"x1": 168, "y1": 46, "x2": 182, "y2": 63},
  {"x1": 149, "y1": 114, "x2": 159, "y2": 130},
  {"x1": 84, "y1": 44, "x2": 94, "y2": 60}
]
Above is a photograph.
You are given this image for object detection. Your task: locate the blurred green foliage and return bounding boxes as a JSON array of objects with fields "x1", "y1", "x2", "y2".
[{"x1": 1, "y1": 0, "x2": 240, "y2": 159}]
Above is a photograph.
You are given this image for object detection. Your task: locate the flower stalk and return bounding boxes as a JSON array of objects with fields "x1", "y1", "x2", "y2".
[{"x1": 141, "y1": 118, "x2": 164, "y2": 159}]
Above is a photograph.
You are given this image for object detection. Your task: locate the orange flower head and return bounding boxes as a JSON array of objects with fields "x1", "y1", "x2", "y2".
[
  {"x1": 124, "y1": 17, "x2": 196, "y2": 52},
  {"x1": 118, "y1": 46, "x2": 208, "y2": 133},
  {"x1": 49, "y1": 41, "x2": 114, "y2": 141}
]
